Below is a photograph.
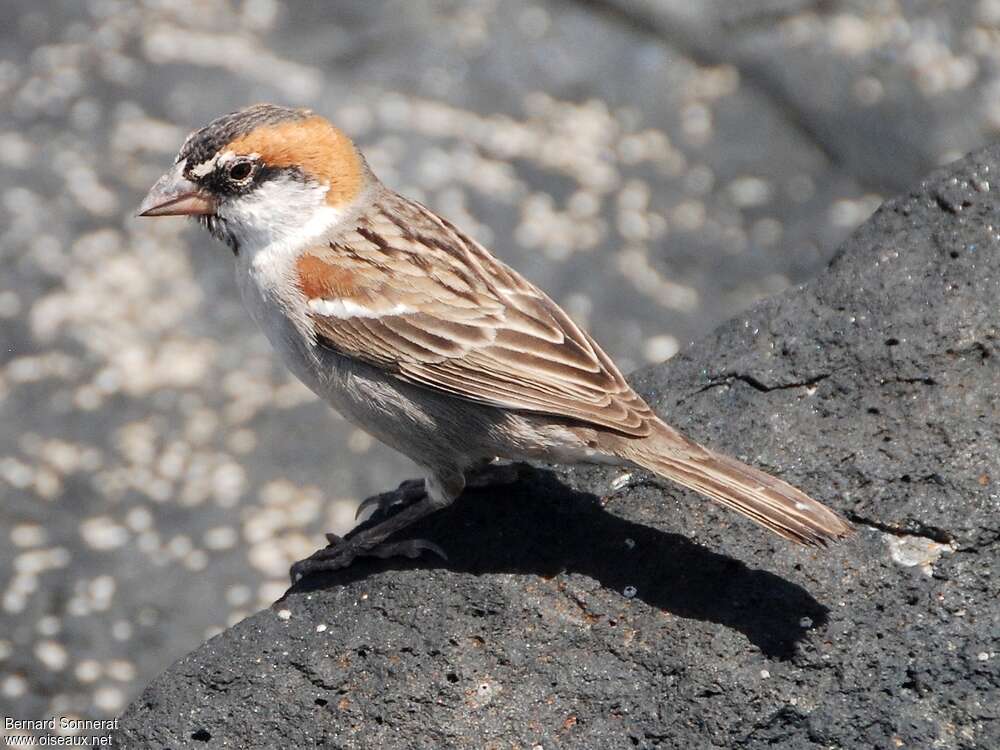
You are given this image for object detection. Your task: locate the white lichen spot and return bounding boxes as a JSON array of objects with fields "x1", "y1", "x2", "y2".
[
  {"x1": 885, "y1": 533, "x2": 956, "y2": 576},
  {"x1": 609, "y1": 473, "x2": 633, "y2": 493},
  {"x1": 124, "y1": 507, "x2": 153, "y2": 533},
  {"x1": 204, "y1": 526, "x2": 238, "y2": 550},
  {"x1": 727, "y1": 176, "x2": 772, "y2": 208},
  {"x1": 111, "y1": 621, "x2": 133, "y2": 641},
  {"x1": 93, "y1": 685, "x2": 124, "y2": 713},
  {"x1": 89, "y1": 575, "x2": 116, "y2": 610},
  {"x1": 107, "y1": 659, "x2": 136, "y2": 682},
  {"x1": 11, "y1": 523, "x2": 47, "y2": 548},
  {"x1": 79, "y1": 516, "x2": 129, "y2": 550},
  {"x1": 347, "y1": 429, "x2": 374, "y2": 454},
  {"x1": 75, "y1": 659, "x2": 102, "y2": 683},
  {"x1": 35, "y1": 640, "x2": 68, "y2": 671},
  {"x1": 183, "y1": 549, "x2": 209, "y2": 571},
  {"x1": 2, "y1": 674, "x2": 27, "y2": 698},
  {"x1": 643, "y1": 335, "x2": 679, "y2": 363}
]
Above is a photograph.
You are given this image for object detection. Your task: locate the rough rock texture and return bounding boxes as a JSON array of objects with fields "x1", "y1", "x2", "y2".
[{"x1": 115, "y1": 147, "x2": 999, "y2": 748}]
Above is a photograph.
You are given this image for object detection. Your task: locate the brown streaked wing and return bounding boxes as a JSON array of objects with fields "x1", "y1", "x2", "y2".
[{"x1": 303, "y1": 193, "x2": 654, "y2": 437}]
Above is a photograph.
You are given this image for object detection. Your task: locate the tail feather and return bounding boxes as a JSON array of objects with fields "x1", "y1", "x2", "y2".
[{"x1": 622, "y1": 423, "x2": 852, "y2": 547}]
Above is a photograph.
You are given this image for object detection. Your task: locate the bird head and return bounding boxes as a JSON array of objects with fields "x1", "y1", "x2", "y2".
[{"x1": 137, "y1": 104, "x2": 367, "y2": 254}]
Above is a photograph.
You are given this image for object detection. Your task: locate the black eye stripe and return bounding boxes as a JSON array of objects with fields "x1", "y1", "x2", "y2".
[
  {"x1": 190, "y1": 156, "x2": 262, "y2": 197},
  {"x1": 187, "y1": 157, "x2": 301, "y2": 199}
]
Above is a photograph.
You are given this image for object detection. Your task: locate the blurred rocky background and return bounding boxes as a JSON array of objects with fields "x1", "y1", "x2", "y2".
[{"x1": 1, "y1": 0, "x2": 999, "y2": 739}]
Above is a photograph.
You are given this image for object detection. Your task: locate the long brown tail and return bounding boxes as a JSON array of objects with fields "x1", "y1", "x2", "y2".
[{"x1": 617, "y1": 420, "x2": 852, "y2": 546}]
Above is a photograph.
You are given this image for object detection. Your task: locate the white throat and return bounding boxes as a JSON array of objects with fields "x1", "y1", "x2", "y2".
[
  {"x1": 225, "y1": 174, "x2": 359, "y2": 350},
  {"x1": 218, "y1": 174, "x2": 346, "y2": 260}
]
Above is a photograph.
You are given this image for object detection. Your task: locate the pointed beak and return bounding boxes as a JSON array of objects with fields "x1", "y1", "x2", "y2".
[{"x1": 136, "y1": 162, "x2": 216, "y2": 217}]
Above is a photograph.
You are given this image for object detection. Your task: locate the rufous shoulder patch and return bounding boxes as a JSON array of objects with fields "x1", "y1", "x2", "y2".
[{"x1": 295, "y1": 254, "x2": 361, "y2": 300}]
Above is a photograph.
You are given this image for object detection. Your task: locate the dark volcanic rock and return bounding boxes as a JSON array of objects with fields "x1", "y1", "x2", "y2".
[{"x1": 115, "y1": 151, "x2": 999, "y2": 747}]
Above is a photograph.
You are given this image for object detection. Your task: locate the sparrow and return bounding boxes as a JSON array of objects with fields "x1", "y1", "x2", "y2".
[{"x1": 138, "y1": 103, "x2": 851, "y2": 581}]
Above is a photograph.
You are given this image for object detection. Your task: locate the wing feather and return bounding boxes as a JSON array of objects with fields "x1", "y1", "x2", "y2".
[{"x1": 297, "y1": 193, "x2": 654, "y2": 437}]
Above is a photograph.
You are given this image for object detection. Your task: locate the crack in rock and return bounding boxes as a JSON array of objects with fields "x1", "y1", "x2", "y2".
[
  {"x1": 847, "y1": 513, "x2": 954, "y2": 545},
  {"x1": 696, "y1": 372, "x2": 830, "y2": 394}
]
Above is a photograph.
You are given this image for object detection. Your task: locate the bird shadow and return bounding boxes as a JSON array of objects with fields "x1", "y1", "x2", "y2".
[{"x1": 291, "y1": 466, "x2": 829, "y2": 659}]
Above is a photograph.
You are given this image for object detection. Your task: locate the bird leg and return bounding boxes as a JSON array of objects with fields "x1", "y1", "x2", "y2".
[
  {"x1": 290, "y1": 494, "x2": 449, "y2": 582},
  {"x1": 465, "y1": 459, "x2": 522, "y2": 488},
  {"x1": 291, "y1": 461, "x2": 525, "y2": 582},
  {"x1": 353, "y1": 460, "x2": 522, "y2": 521}
]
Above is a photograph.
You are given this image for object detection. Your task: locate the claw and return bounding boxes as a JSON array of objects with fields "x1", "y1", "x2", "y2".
[
  {"x1": 355, "y1": 479, "x2": 426, "y2": 520},
  {"x1": 289, "y1": 559, "x2": 309, "y2": 584},
  {"x1": 289, "y1": 548, "x2": 358, "y2": 583},
  {"x1": 355, "y1": 491, "x2": 391, "y2": 520}
]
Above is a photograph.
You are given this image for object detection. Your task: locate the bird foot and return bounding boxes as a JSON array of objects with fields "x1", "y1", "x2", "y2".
[
  {"x1": 292, "y1": 461, "x2": 523, "y2": 583},
  {"x1": 290, "y1": 534, "x2": 447, "y2": 583},
  {"x1": 292, "y1": 478, "x2": 453, "y2": 583}
]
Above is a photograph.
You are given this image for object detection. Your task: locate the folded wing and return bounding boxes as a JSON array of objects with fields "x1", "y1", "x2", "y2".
[{"x1": 296, "y1": 193, "x2": 653, "y2": 437}]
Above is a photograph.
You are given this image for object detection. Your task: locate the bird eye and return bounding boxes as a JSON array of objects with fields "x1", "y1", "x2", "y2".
[{"x1": 227, "y1": 161, "x2": 253, "y2": 181}]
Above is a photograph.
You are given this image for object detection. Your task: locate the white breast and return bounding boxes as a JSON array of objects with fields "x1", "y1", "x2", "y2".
[
  {"x1": 224, "y1": 174, "x2": 390, "y2": 423},
  {"x1": 235, "y1": 248, "x2": 319, "y2": 385},
  {"x1": 226, "y1": 178, "x2": 347, "y2": 394}
]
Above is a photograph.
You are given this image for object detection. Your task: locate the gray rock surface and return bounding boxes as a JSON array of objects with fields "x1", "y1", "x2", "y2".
[
  {"x1": 115, "y1": 146, "x2": 999, "y2": 748},
  {"x1": 595, "y1": 0, "x2": 1000, "y2": 193}
]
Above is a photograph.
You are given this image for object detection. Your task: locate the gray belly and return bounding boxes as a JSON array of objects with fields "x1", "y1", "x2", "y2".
[
  {"x1": 239, "y1": 287, "x2": 489, "y2": 470},
  {"x1": 236, "y1": 271, "x2": 604, "y2": 475}
]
